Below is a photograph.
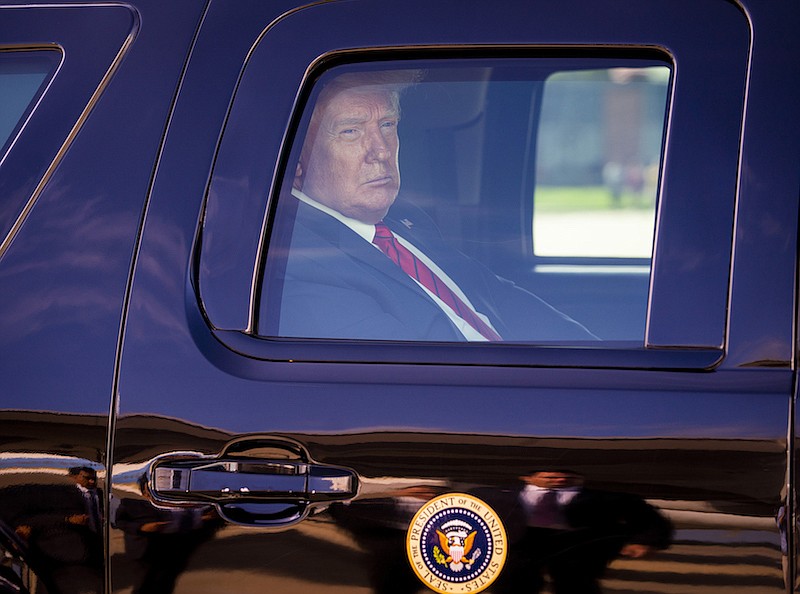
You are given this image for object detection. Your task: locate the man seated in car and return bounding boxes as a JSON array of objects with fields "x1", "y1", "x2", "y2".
[{"x1": 265, "y1": 69, "x2": 594, "y2": 342}]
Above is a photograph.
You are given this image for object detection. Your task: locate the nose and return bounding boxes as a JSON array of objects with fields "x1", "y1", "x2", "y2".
[{"x1": 365, "y1": 126, "x2": 390, "y2": 162}]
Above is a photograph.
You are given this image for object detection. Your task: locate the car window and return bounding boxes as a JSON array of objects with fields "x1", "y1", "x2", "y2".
[
  {"x1": 256, "y1": 57, "x2": 671, "y2": 343},
  {"x1": 534, "y1": 67, "x2": 668, "y2": 260},
  {"x1": 0, "y1": 50, "x2": 60, "y2": 160}
]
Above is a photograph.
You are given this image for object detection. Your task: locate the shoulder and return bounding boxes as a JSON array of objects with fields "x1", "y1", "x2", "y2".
[{"x1": 385, "y1": 196, "x2": 443, "y2": 238}]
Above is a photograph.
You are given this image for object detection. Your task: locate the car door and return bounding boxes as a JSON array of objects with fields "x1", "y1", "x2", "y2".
[
  {"x1": 111, "y1": 1, "x2": 800, "y2": 593},
  {"x1": 0, "y1": 2, "x2": 207, "y2": 593}
]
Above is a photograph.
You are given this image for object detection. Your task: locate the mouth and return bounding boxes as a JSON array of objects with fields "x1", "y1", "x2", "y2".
[{"x1": 363, "y1": 175, "x2": 395, "y2": 187}]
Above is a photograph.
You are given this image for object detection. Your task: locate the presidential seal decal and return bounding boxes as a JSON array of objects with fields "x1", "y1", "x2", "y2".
[{"x1": 406, "y1": 493, "x2": 507, "y2": 593}]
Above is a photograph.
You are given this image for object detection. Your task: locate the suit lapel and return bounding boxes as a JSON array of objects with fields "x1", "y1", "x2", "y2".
[
  {"x1": 385, "y1": 210, "x2": 510, "y2": 335},
  {"x1": 295, "y1": 201, "x2": 440, "y2": 305},
  {"x1": 291, "y1": 199, "x2": 509, "y2": 340}
]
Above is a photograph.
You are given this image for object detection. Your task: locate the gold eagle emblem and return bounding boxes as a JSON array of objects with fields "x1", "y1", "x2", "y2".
[{"x1": 437, "y1": 527, "x2": 481, "y2": 571}]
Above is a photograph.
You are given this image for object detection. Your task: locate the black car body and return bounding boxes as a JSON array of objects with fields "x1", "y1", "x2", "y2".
[{"x1": 1, "y1": 0, "x2": 799, "y2": 592}]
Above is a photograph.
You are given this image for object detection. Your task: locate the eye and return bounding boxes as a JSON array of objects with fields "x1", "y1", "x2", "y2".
[{"x1": 338, "y1": 127, "x2": 361, "y2": 139}]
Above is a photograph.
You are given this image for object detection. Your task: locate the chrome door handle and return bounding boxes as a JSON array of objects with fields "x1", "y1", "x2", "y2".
[
  {"x1": 148, "y1": 437, "x2": 358, "y2": 527},
  {"x1": 152, "y1": 460, "x2": 356, "y2": 502}
]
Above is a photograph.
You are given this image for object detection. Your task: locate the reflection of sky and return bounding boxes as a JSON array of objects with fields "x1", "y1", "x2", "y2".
[
  {"x1": 0, "y1": 180, "x2": 140, "y2": 414},
  {"x1": 0, "y1": 194, "x2": 130, "y2": 343},
  {"x1": 0, "y1": 453, "x2": 102, "y2": 471}
]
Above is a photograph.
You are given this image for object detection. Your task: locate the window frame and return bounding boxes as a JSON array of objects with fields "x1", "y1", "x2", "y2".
[
  {"x1": 195, "y1": 0, "x2": 750, "y2": 370},
  {"x1": 0, "y1": 5, "x2": 138, "y2": 258}
]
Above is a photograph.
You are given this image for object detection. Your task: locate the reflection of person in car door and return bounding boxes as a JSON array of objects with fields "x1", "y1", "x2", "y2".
[
  {"x1": 266, "y1": 70, "x2": 595, "y2": 342},
  {"x1": 11, "y1": 466, "x2": 104, "y2": 594},
  {"x1": 486, "y1": 469, "x2": 673, "y2": 594},
  {"x1": 114, "y1": 477, "x2": 221, "y2": 594}
]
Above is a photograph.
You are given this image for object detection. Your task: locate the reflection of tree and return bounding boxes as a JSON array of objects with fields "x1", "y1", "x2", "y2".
[{"x1": 0, "y1": 412, "x2": 107, "y2": 465}]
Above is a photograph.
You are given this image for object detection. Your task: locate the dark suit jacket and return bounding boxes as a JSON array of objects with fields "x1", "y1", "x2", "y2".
[
  {"x1": 262, "y1": 197, "x2": 594, "y2": 341},
  {"x1": 114, "y1": 497, "x2": 171, "y2": 560},
  {"x1": 8, "y1": 484, "x2": 103, "y2": 566},
  {"x1": 481, "y1": 485, "x2": 673, "y2": 556},
  {"x1": 114, "y1": 497, "x2": 217, "y2": 561}
]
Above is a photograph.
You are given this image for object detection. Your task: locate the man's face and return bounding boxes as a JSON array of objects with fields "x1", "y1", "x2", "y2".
[
  {"x1": 73, "y1": 470, "x2": 98, "y2": 490},
  {"x1": 296, "y1": 87, "x2": 400, "y2": 224},
  {"x1": 523, "y1": 471, "x2": 582, "y2": 490}
]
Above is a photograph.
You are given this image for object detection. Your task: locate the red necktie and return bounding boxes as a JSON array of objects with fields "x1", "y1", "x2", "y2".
[{"x1": 372, "y1": 222, "x2": 502, "y2": 341}]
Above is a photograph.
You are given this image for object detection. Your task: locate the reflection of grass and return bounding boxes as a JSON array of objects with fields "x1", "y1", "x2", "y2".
[{"x1": 535, "y1": 186, "x2": 654, "y2": 212}]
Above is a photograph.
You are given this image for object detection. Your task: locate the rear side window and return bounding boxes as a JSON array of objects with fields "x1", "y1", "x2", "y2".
[
  {"x1": 257, "y1": 57, "x2": 671, "y2": 343},
  {"x1": 0, "y1": 50, "x2": 60, "y2": 159},
  {"x1": 534, "y1": 67, "x2": 668, "y2": 260}
]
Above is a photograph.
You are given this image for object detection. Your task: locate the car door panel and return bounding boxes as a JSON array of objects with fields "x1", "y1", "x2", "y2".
[{"x1": 108, "y1": 1, "x2": 798, "y2": 593}]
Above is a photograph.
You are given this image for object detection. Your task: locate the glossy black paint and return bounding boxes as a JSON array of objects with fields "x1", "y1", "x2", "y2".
[
  {"x1": 0, "y1": 1, "x2": 798, "y2": 593},
  {"x1": 0, "y1": 1, "x2": 207, "y2": 591}
]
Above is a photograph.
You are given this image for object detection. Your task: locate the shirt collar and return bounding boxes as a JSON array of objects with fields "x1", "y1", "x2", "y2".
[
  {"x1": 292, "y1": 188, "x2": 377, "y2": 243},
  {"x1": 523, "y1": 484, "x2": 581, "y2": 495}
]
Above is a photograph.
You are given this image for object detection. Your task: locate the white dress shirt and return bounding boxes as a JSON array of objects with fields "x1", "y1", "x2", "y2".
[
  {"x1": 292, "y1": 189, "x2": 500, "y2": 341},
  {"x1": 520, "y1": 484, "x2": 580, "y2": 528}
]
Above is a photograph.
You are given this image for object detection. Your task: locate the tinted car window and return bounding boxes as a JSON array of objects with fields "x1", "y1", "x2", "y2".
[
  {"x1": 534, "y1": 67, "x2": 668, "y2": 260},
  {"x1": 257, "y1": 58, "x2": 670, "y2": 343},
  {"x1": 0, "y1": 50, "x2": 59, "y2": 159}
]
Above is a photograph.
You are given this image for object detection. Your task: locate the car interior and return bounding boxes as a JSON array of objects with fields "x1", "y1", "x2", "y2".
[{"x1": 395, "y1": 56, "x2": 669, "y2": 341}]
